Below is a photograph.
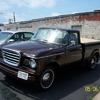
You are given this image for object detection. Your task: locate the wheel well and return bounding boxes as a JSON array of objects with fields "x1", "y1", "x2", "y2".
[
  {"x1": 46, "y1": 62, "x2": 60, "y2": 71},
  {"x1": 95, "y1": 52, "x2": 99, "y2": 61},
  {"x1": 91, "y1": 50, "x2": 99, "y2": 61}
]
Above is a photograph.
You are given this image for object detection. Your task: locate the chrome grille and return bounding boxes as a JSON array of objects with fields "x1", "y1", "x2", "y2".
[{"x1": 2, "y1": 49, "x2": 20, "y2": 67}]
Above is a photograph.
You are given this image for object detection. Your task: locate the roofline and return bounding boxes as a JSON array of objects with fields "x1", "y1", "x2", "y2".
[
  {"x1": 5, "y1": 9, "x2": 100, "y2": 25},
  {"x1": 19, "y1": 10, "x2": 100, "y2": 24},
  {"x1": 38, "y1": 27, "x2": 80, "y2": 32}
]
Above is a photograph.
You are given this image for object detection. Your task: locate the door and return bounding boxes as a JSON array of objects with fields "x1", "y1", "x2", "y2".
[{"x1": 65, "y1": 31, "x2": 82, "y2": 64}]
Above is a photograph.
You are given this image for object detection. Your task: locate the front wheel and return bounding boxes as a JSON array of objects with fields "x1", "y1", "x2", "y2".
[{"x1": 39, "y1": 68, "x2": 55, "y2": 90}]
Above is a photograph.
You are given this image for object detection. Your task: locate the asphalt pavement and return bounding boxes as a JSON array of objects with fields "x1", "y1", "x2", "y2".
[{"x1": 0, "y1": 61, "x2": 100, "y2": 100}]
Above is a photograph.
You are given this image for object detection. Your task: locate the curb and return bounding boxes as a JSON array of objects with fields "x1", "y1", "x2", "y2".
[{"x1": 93, "y1": 93, "x2": 100, "y2": 100}]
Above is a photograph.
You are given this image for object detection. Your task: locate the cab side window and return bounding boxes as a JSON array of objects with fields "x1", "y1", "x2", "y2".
[
  {"x1": 10, "y1": 33, "x2": 21, "y2": 41},
  {"x1": 23, "y1": 32, "x2": 33, "y2": 41},
  {"x1": 63, "y1": 31, "x2": 78, "y2": 45},
  {"x1": 10, "y1": 32, "x2": 33, "y2": 41},
  {"x1": 69, "y1": 32, "x2": 78, "y2": 45}
]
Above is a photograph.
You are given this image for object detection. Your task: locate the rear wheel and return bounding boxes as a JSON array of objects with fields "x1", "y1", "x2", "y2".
[{"x1": 89, "y1": 55, "x2": 98, "y2": 69}]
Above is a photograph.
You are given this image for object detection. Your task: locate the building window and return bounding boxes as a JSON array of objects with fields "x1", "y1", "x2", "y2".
[{"x1": 71, "y1": 25, "x2": 82, "y2": 33}]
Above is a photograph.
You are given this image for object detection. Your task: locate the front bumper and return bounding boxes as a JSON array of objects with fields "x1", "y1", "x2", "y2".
[{"x1": 0, "y1": 63, "x2": 36, "y2": 81}]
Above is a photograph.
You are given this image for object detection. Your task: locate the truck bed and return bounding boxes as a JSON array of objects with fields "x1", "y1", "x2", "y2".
[
  {"x1": 81, "y1": 38, "x2": 100, "y2": 44},
  {"x1": 81, "y1": 38, "x2": 100, "y2": 59}
]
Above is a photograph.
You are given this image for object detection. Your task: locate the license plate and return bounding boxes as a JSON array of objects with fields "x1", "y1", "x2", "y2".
[{"x1": 17, "y1": 71, "x2": 28, "y2": 80}]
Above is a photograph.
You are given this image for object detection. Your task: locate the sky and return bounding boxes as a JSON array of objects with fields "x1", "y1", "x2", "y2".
[{"x1": 0, "y1": 0, "x2": 100, "y2": 24}]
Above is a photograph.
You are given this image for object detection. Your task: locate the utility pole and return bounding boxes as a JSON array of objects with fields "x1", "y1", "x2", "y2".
[
  {"x1": 0, "y1": 11, "x2": 16, "y2": 24},
  {"x1": 13, "y1": 12, "x2": 16, "y2": 23},
  {"x1": 13, "y1": 12, "x2": 18, "y2": 30}
]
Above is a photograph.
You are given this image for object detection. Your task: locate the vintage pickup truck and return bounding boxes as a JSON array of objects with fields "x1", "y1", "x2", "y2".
[{"x1": 0, "y1": 27, "x2": 100, "y2": 90}]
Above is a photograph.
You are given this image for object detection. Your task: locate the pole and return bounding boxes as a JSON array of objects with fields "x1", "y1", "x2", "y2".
[{"x1": 13, "y1": 12, "x2": 16, "y2": 23}]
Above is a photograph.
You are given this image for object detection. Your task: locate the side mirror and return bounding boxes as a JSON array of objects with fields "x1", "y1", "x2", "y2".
[{"x1": 8, "y1": 39, "x2": 15, "y2": 43}]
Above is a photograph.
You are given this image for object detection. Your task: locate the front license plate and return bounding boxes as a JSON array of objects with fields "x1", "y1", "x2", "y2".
[{"x1": 17, "y1": 71, "x2": 28, "y2": 80}]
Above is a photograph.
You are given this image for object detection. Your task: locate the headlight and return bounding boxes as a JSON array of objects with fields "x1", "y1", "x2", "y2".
[{"x1": 30, "y1": 59, "x2": 36, "y2": 68}]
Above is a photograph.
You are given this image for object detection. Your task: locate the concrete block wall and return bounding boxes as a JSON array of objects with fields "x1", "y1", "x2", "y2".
[
  {"x1": 2, "y1": 10, "x2": 100, "y2": 39},
  {"x1": 82, "y1": 21, "x2": 100, "y2": 39}
]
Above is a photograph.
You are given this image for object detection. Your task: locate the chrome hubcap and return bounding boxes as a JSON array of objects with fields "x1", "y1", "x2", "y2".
[
  {"x1": 43, "y1": 73, "x2": 50, "y2": 81},
  {"x1": 91, "y1": 58, "x2": 95, "y2": 64},
  {"x1": 40, "y1": 69, "x2": 54, "y2": 89},
  {"x1": 91, "y1": 56, "x2": 97, "y2": 69}
]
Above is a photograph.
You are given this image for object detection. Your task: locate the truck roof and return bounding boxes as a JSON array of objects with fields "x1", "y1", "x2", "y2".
[{"x1": 39, "y1": 27, "x2": 80, "y2": 33}]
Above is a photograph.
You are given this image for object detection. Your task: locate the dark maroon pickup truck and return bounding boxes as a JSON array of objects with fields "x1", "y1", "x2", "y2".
[{"x1": 0, "y1": 27, "x2": 100, "y2": 90}]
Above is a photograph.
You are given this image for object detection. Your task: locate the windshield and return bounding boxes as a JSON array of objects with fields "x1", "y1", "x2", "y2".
[
  {"x1": 0, "y1": 32, "x2": 12, "y2": 41},
  {"x1": 31, "y1": 28, "x2": 67, "y2": 44}
]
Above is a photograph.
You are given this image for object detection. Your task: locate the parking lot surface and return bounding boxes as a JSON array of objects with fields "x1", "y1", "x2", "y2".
[{"x1": 0, "y1": 61, "x2": 100, "y2": 100}]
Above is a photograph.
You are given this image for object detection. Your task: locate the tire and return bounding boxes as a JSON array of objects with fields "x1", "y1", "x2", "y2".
[
  {"x1": 89, "y1": 55, "x2": 98, "y2": 69},
  {"x1": 39, "y1": 68, "x2": 55, "y2": 90}
]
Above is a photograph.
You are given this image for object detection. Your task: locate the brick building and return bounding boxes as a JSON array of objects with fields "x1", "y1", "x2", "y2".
[{"x1": 2, "y1": 10, "x2": 100, "y2": 39}]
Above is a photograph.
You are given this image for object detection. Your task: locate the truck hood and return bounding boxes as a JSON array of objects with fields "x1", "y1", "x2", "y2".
[{"x1": 3, "y1": 41, "x2": 61, "y2": 58}]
